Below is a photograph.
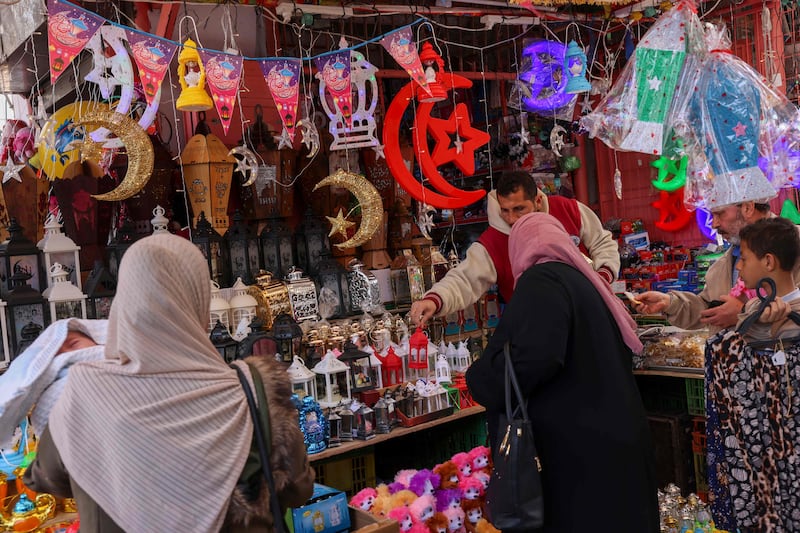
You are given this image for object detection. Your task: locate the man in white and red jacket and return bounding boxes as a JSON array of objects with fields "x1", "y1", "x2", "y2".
[{"x1": 410, "y1": 171, "x2": 620, "y2": 326}]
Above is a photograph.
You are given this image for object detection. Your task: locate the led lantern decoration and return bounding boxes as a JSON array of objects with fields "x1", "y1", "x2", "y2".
[
  {"x1": 271, "y1": 312, "x2": 303, "y2": 363},
  {"x1": 151, "y1": 205, "x2": 170, "y2": 235},
  {"x1": 181, "y1": 133, "x2": 235, "y2": 231},
  {"x1": 446, "y1": 342, "x2": 458, "y2": 370},
  {"x1": 287, "y1": 355, "x2": 317, "y2": 399},
  {"x1": 192, "y1": 212, "x2": 232, "y2": 288},
  {"x1": 209, "y1": 281, "x2": 231, "y2": 333},
  {"x1": 259, "y1": 218, "x2": 295, "y2": 279},
  {"x1": 299, "y1": 395, "x2": 328, "y2": 455},
  {"x1": 285, "y1": 267, "x2": 319, "y2": 322},
  {"x1": 0, "y1": 219, "x2": 44, "y2": 298},
  {"x1": 408, "y1": 327, "x2": 429, "y2": 380},
  {"x1": 339, "y1": 402, "x2": 355, "y2": 441},
  {"x1": 564, "y1": 40, "x2": 592, "y2": 94},
  {"x1": 37, "y1": 213, "x2": 80, "y2": 289},
  {"x1": 367, "y1": 347, "x2": 384, "y2": 389},
  {"x1": 518, "y1": 40, "x2": 573, "y2": 114},
  {"x1": 294, "y1": 212, "x2": 331, "y2": 276},
  {"x1": 176, "y1": 39, "x2": 213, "y2": 112},
  {"x1": 248, "y1": 270, "x2": 291, "y2": 330},
  {"x1": 373, "y1": 397, "x2": 390, "y2": 434},
  {"x1": 209, "y1": 320, "x2": 238, "y2": 363},
  {"x1": 224, "y1": 211, "x2": 260, "y2": 285},
  {"x1": 327, "y1": 408, "x2": 342, "y2": 446},
  {"x1": 6, "y1": 263, "x2": 46, "y2": 359},
  {"x1": 107, "y1": 218, "x2": 138, "y2": 279},
  {"x1": 228, "y1": 277, "x2": 258, "y2": 336},
  {"x1": 44, "y1": 263, "x2": 87, "y2": 321},
  {"x1": 455, "y1": 341, "x2": 471, "y2": 372},
  {"x1": 312, "y1": 351, "x2": 352, "y2": 408},
  {"x1": 315, "y1": 252, "x2": 351, "y2": 319},
  {"x1": 0, "y1": 299, "x2": 11, "y2": 370},
  {"x1": 339, "y1": 340, "x2": 377, "y2": 394},
  {"x1": 435, "y1": 353, "x2": 451, "y2": 384},
  {"x1": 346, "y1": 259, "x2": 381, "y2": 314},
  {"x1": 84, "y1": 260, "x2": 115, "y2": 320},
  {"x1": 355, "y1": 403, "x2": 376, "y2": 440},
  {"x1": 418, "y1": 42, "x2": 448, "y2": 103}
]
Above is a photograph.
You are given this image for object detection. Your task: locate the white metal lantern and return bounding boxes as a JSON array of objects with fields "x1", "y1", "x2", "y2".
[
  {"x1": 151, "y1": 205, "x2": 171, "y2": 235},
  {"x1": 446, "y1": 342, "x2": 458, "y2": 371},
  {"x1": 37, "y1": 213, "x2": 81, "y2": 289},
  {"x1": 456, "y1": 340, "x2": 471, "y2": 372},
  {"x1": 366, "y1": 346, "x2": 384, "y2": 389},
  {"x1": 229, "y1": 277, "x2": 258, "y2": 332},
  {"x1": 45, "y1": 263, "x2": 87, "y2": 320},
  {"x1": 287, "y1": 355, "x2": 317, "y2": 399},
  {"x1": 435, "y1": 353, "x2": 451, "y2": 384},
  {"x1": 312, "y1": 350, "x2": 352, "y2": 408},
  {"x1": 209, "y1": 281, "x2": 231, "y2": 333},
  {"x1": 0, "y1": 299, "x2": 11, "y2": 370}
]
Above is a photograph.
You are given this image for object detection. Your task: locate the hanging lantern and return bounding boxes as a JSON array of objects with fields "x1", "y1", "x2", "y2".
[
  {"x1": 564, "y1": 40, "x2": 592, "y2": 94},
  {"x1": 84, "y1": 260, "x2": 115, "y2": 320},
  {"x1": 312, "y1": 351, "x2": 352, "y2": 408},
  {"x1": 192, "y1": 212, "x2": 232, "y2": 288},
  {"x1": 315, "y1": 252, "x2": 351, "y2": 319},
  {"x1": 287, "y1": 355, "x2": 317, "y2": 399},
  {"x1": 176, "y1": 38, "x2": 213, "y2": 112},
  {"x1": 181, "y1": 134, "x2": 235, "y2": 231},
  {"x1": 285, "y1": 267, "x2": 319, "y2": 322},
  {"x1": 259, "y1": 218, "x2": 295, "y2": 280},
  {"x1": 107, "y1": 218, "x2": 138, "y2": 280},
  {"x1": 417, "y1": 42, "x2": 448, "y2": 103},
  {"x1": 390, "y1": 250, "x2": 426, "y2": 305},
  {"x1": 408, "y1": 327, "x2": 429, "y2": 380},
  {"x1": 346, "y1": 259, "x2": 381, "y2": 315},
  {"x1": 380, "y1": 346, "x2": 404, "y2": 387},
  {"x1": 435, "y1": 353, "x2": 451, "y2": 384},
  {"x1": 151, "y1": 205, "x2": 171, "y2": 235},
  {"x1": 339, "y1": 340, "x2": 377, "y2": 394},
  {"x1": 228, "y1": 277, "x2": 258, "y2": 335},
  {"x1": 247, "y1": 270, "x2": 290, "y2": 330},
  {"x1": 5, "y1": 265, "x2": 46, "y2": 359},
  {"x1": 37, "y1": 214, "x2": 81, "y2": 290},
  {"x1": 224, "y1": 211, "x2": 260, "y2": 285},
  {"x1": 271, "y1": 312, "x2": 303, "y2": 363},
  {"x1": 354, "y1": 403, "x2": 376, "y2": 441},
  {"x1": 44, "y1": 263, "x2": 87, "y2": 321},
  {"x1": 209, "y1": 320, "x2": 238, "y2": 363},
  {"x1": 294, "y1": 212, "x2": 331, "y2": 276},
  {"x1": 209, "y1": 281, "x2": 231, "y2": 333},
  {"x1": 0, "y1": 219, "x2": 44, "y2": 298}
]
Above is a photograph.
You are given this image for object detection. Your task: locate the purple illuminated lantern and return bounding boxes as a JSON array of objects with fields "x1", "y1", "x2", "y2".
[{"x1": 518, "y1": 40, "x2": 575, "y2": 114}]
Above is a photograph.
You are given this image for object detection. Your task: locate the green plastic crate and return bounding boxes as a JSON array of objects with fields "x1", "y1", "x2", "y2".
[{"x1": 685, "y1": 378, "x2": 706, "y2": 416}]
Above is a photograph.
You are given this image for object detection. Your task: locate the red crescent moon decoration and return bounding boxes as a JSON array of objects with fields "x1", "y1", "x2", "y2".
[
  {"x1": 651, "y1": 188, "x2": 693, "y2": 232},
  {"x1": 384, "y1": 74, "x2": 488, "y2": 209}
]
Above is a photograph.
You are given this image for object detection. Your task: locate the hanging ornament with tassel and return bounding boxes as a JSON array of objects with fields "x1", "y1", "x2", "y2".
[{"x1": 613, "y1": 151, "x2": 623, "y2": 200}]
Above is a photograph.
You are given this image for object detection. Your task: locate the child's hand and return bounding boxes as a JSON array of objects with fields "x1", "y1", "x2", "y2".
[{"x1": 757, "y1": 297, "x2": 791, "y2": 324}]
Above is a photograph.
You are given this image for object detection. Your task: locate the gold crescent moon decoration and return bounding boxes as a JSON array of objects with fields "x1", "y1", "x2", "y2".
[
  {"x1": 313, "y1": 169, "x2": 383, "y2": 249},
  {"x1": 75, "y1": 109, "x2": 154, "y2": 202}
]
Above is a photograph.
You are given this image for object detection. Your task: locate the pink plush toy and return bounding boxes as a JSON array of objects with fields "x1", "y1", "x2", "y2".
[
  {"x1": 13, "y1": 127, "x2": 35, "y2": 163},
  {"x1": 468, "y1": 446, "x2": 491, "y2": 474},
  {"x1": 459, "y1": 476, "x2": 484, "y2": 501},
  {"x1": 350, "y1": 487, "x2": 378, "y2": 512},
  {"x1": 409, "y1": 469, "x2": 441, "y2": 497},
  {"x1": 389, "y1": 468, "x2": 418, "y2": 493},
  {"x1": 388, "y1": 505, "x2": 428, "y2": 533},
  {"x1": 471, "y1": 471, "x2": 490, "y2": 492},
  {"x1": 443, "y1": 506, "x2": 467, "y2": 533},
  {"x1": 451, "y1": 452, "x2": 472, "y2": 479},
  {"x1": 409, "y1": 494, "x2": 436, "y2": 524}
]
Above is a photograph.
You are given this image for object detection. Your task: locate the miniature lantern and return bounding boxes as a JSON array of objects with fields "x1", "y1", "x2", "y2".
[
  {"x1": 326, "y1": 325, "x2": 346, "y2": 353},
  {"x1": 339, "y1": 402, "x2": 355, "y2": 441},
  {"x1": 107, "y1": 218, "x2": 137, "y2": 279},
  {"x1": 6, "y1": 264, "x2": 46, "y2": 359},
  {"x1": 259, "y1": 218, "x2": 295, "y2": 279},
  {"x1": 346, "y1": 259, "x2": 381, "y2": 314},
  {"x1": 312, "y1": 351, "x2": 352, "y2": 408},
  {"x1": 229, "y1": 277, "x2": 258, "y2": 333},
  {"x1": 84, "y1": 260, "x2": 115, "y2": 320},
  {"x1": 176, "y1": 38, "x2": 213, "y2": 112},
  {"x1": 210, "y1": 320, "x2": 238, "y2": 363},
  {"x1": 224, "y1": 211, "x2": 260, "y2": 285},
  {"x1": 373, "y1": 397, "x2": 390, "y2": 434},
  {"x1": 181, "y1": 134, "x2": 235, "y2": 231},
  {"x1": 285, "y1": 267, "x2": 319, "y2": 322},
  {"x1": 435, "y1": 353, "x2": 451, "y2": 384},
  {"x1": 37, "y1": 214, "x2": 81, "y2": 289},
  {"x1": 305, "y1": 329, "x2": 326, "y2": 368},
  {"x1": 0, "y1": 219, "x2": 44, "y2": 297},
  {"x1": 564, "y1": 40, "x2": 592, "y2": 94},
  {"x1": 327, "y1": 408, "x2": 342, "y2": 447},
  {"x1": 408, "y1": 327, "x2": 429, "y2": 379},
  {"x1": 339, "y1": 340, "x2": 376, "y2": 393},
  {"x1": 236, "y1": 317, "x2": 277, "y2": 360},
  {"x1": 418, "y1": 42, "x2": 448, "y2": 103},
  {"x1": 192, "y1": 212, "x2": 232, "y2": 288},
  {"x1": 380, "y1": 346, "x2": 404, "y2": 387},
  {"x1": 0, "y1": 299, "x2": 12, "y2": 370},
  {"x1": 315, "y1": 252, "x2": 350, "y2": 319},
  {"x1": 247, "y1": 270, "x2": 290, "y2": 330},
  {"x1": 354, "y1": 403, "x2": 376, "y2": 440},
  {"x1": 44, "y1": 263, "x2": 87, "y2": 321},
  {"x1": 151, "y1": 205, "x2": 171, "y2": 235},
  {"x1": 287, "y1": 355, "x2": 317, "y2": 399},
  {"x1": 367, "y1": 347, "x2": 384, "y2": 389},
  {"x1": 299, "y1": 395, "x2": 328, "y2": 454},
  {"x1": 271, "y1": 312, "x2": 303, "y2": 363},
  {"x1": 456, "y1": 341, "x2": 471, "y2": 372},
  {"x1": 209, "y1": 281, "x2": 231, "y2": 333},
  {"x1": 294, "y1": 213, "x2": 331, "y2": 276}
]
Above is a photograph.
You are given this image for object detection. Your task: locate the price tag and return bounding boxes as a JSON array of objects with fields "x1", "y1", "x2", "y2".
[{"x1": 772, "y1": 350, "x2": 787, "y2": 366}]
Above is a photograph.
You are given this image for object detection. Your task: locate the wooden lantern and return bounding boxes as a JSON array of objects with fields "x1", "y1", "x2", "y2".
[{"x1": 181, "y1": 133, "x2": 235, "y2": 231}]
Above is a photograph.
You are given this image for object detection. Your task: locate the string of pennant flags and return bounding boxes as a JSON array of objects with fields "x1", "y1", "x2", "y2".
[{"x1": 47, "y1": 0, "x2": 431, "y2": 135}]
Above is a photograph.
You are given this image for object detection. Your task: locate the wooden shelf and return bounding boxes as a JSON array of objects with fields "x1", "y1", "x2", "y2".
[
  {"x1": 308, "y1": 405, "x2": 486, "y2": 463},
  {"x1": 634, "y1": 368, "x2": 703, "y2": 379}
]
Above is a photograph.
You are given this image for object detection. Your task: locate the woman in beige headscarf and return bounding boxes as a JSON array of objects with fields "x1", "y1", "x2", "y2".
[{"x1": 24, "y1": 234, "x2": 314, "y2": 532}]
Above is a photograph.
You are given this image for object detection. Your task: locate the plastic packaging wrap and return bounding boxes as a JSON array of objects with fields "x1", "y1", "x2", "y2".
[
  {"x1": 509, "y1": 39, "x2": 576, "y2": 120},
  {"x1": 580, "y1": 0, "x2": 706, "y2": 155}
]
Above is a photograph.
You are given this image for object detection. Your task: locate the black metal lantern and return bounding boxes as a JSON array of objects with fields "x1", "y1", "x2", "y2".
[
  {"x1": 192, "y1": 212, "x2": 231, "y2": 288},
  {"x1": 271, "y1": 312, "x2": 303, "y2": 363},
  {"x1": 0, "y1": 219, "x2": 45, "y2": 298},
  {"x1": 224, "y1": 210, "x2": 260, "y2": 285},
  {"x1": 210, "y1": 320, "x2": 239, "y2": 363},
  {"x1": 355, "y1": 404, "x2": 376, "y2": 440},
  {"x1": 315, "y1": 251, "x2": 351, "y2": 319},
  {"x1": 339, "y1": 403, "x2": 354, "y2": 441},
  {"x1": 339, "y1": 340, "x2": 377, "y2": 393},
  {"x1": 294, "y1": 211, "x2": 330, "y2": 276},
  {"x1": 326, "y1": 408, "x2": 342, "y2": 447},
  {"x1": 373, "y1": 397, "x2": 390, "y2": 434},
  {"x1": 107, "y1": 218, "x2": 138, "y2": 279},
  {"x1": 6, "y1": 265, "x2": 46, "y2": 359},
  {"x1": 84, "y1": 260, "x2": 116, "y2": 320},
  {"x1": 236, "y1": 316, "x2": 277, "y2": 360},
  {"x1": 259, "y1": 217, "x2": 295, "y2": 279}
]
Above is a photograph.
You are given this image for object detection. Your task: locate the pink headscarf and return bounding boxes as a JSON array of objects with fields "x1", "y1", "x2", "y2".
[{"x1": 509, "y1": 213, "x2": 642, "y2": 354}]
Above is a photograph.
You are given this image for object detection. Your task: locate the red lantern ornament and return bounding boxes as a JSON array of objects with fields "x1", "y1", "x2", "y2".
[
  {"x1": 408, "y1": 327, "x2": 429, "y2": 370},
  {"x1": 379, "y1": 346, "x2": 405, "y2": 387},
  {"x1": 651, "y1": 187, "x2": 693, "y2": 232},
  {"x1": 417, "y1": 42, "x2": 448, "y2": 103}
]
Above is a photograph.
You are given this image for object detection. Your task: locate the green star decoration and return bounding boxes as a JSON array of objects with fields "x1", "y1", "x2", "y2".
[{"x1": 651, "y1": 155, "x2": 687, "y2": 192}]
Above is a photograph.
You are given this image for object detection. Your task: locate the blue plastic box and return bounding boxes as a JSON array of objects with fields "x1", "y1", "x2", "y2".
[{"x1": 287, "y1": 483, "x2": 351, "y2": 533}]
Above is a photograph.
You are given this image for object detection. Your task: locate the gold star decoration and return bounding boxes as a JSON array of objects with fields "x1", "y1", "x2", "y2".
[
  {"x1": 80, "y1": 137, "x2": 105, "y2": 163},
  {"x1": 326, "y1": 208, "x2": 355, "y2": 238}
]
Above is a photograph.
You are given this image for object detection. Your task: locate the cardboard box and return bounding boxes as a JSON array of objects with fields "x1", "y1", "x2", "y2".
[
  {"x1": 623, "y1": 231, "x2": 650, "y2": 251},
  {"x1": 349, "y1": 506, "x2": 400, "y2": 533},
  {"x1": 288, "y1": 484, "x2": 351, "y2": 533}
]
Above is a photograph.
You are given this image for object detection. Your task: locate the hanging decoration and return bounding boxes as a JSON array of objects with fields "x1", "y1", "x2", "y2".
[
  {"x1": 228, "y1": 145, "x2": 259, "y2": 187},
  {"x1": 550, "y1": 125, "x2": 567, "y2": 158},
  {"x1": 176, "y1": 39, "x2": 213, "y2": 112},
  {"x1": 384, "y1": 72, "x2": 488, "y2": 209},
  {"x1": 417, "y1": 42, "x2": 448, "y2": 103},
  {"x1": 651, "y1": 154, "x2": 687, "y2": 192},
  {"x1": 298, "y1": 118, "x2": 320, "y2": 159},
  {"x1": 0, "y1": 159, "x2": 24, "y2": 184},
  {"x1": 37, "y1": 102, "x2": 105, "y2": 180},
  {"x1": 126, "y1": 30, "x2": 179, "y2": 108},
  {"x1": 696, "y1": 207, "x2": 720, "y2": 242},
  {"x1": 312, "y1": 169, "x2": 383, "y2": 249},
  {"x1": 380, "y1": 26, "x2": 431, "y2": 99},
  {"x1": 75, "y1": 110, "x2": 154, "y2": 201},
  {"x1": 651, "y1": 187, "x2": 693, "y2": 232},
  {"x1": 260, "y1": 59, "x2": 301, "y2": 142},
  {"x1": 198, "y1": 50, "x2": 243, "y2": 135},
  {"x1": 315, "y1": 49, "x2": 354, "y2": 131},
  {"x1": 85, "y1": 26, "x2": 133, "y2": 102},
  {"x1": 563, "y1": 40, "x2": 592, "y2": 94},
  {"x1": 47, "y1": 0, "x2": 104, "y2": 83},
  {"x1": 515, "y1": 40, "x2": 574, "y2": 115},
  {"x1": 780, "y1": 199, "x2": 800, "y2": 224},
  {"x1": 181, "y1": 133, "x2": 235, "y2": 230},
  {"x1": 758, "y1": 136, "x2": 800, "y2": 189}
]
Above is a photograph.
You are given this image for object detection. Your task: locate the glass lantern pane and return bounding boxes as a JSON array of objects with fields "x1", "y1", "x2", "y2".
[
  {"x1": 352, "y1": 359, "x2": 372, "y2": 388},
  {"x1": 0, "y1": 260, "x2": 7, "y2": 298},
  {"x1": 262, "y1": 241, "x2": 280, "y2": 275},
  {"x1": 278, "y1": 237, "x2": 293, "y2": 277},
  {"x1": 315, "y1": 374, "x2": 329, "y2": 401},
  {"x1": 94, "y1": 296, "x2": 113, "y2": 320},
  {"x1": 51, "y1": 252, "x2": 79, "y2": 286},
  {"x1": 55, "y1": 301, "x2": 82, "y2": 320},
  {"x1": 247, "y1": 241, "x2": 260, "y2": 277},
  {"x1": 293, "y1": 382, "x2": 309, "y2": 399},
  {"x1": 230, "y1": 241, "x2": 247, "y2": 282},
  {"x1": 334, "y1": 372, "x2": 349, "y2": 402},
  {"x1": 13, "y1": 304, "x2": 44, "y2": 344},
  {"x1": 209, "y1": 242, "x2": 222, "y2": 286},
  {"x1": 13, "y1": 255, "x2": 41, "y2": 292}
]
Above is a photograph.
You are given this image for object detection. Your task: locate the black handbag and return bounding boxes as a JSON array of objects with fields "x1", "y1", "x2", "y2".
[{"x1": 486, "y1": 341, "x2": 545, "y2": 531}]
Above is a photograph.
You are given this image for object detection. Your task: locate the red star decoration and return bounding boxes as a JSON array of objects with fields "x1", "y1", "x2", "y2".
[{"x1": 428, "y1": 103, "x2": 490, "y2": 175}]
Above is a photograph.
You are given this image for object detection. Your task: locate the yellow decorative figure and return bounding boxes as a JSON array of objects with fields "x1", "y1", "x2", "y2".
[
  {"x1": 176, "y1": 39, "x2": 213, "y2": 112},
  {"x1": 37, "y1": 102, "x2": 107, "y2": 180}
]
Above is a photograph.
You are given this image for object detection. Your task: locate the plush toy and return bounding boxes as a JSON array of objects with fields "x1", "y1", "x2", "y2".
[
  {"x1": 459, "y1": 476, "x2": 484, "y2": 501},
  {"x1": 475, "y1": 518, "x2": 501, "y2": 533},
  {"x1": 409, "y1": 469, "x2": 441, "y2": 497},
  {"x1": 12, "y1": 127, "x2": 35, "y2": 163},
  {"x1": 390, "y1": 488, "x2": 419, "y2": 509},
  {"x1": 409, "y1": 494, "x2": 436, "y2": 524},
  {"x1": 443, "y1": 506, "x2": 467, "y2": 533},
  {"x1": 434, "y1": 461, "x2": 460, "y2": 489},
  {"x1": 468, "y1": 446, "x2": 492, "y2": 474},
  {"x1": 371, "y1": 484, "x2": 393, "y2": 518},
  {"x1": 451, "y1": 452, "x2": 473, "y2": 479},
  {"x1": 350, "y1": 487, "x2": 378, "y2": 512},
  {"x1": 388, "y1": 505, "x2": 428, "y2": 533},
  {"x1": 0, "y1": 120, "x2": 26, "y2": 164},
  {"x1": 461, "y1": 499, "x2": 484, "y2": 533},
  {"x1": 435, "y1": 488, "x2": 462, "y2": 512},
  {"x1": 389, "y1": 468, "x2": 419, "y2": 493},
  {"x1": 471, "y1": 471, "x2": 491, "y2": 492},
  {"x1": 426, "y1": 512, "x2": 450, "y2": 533}
]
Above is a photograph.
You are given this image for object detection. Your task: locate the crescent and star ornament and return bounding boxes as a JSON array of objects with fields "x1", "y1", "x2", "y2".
[
  {"x1": 74, "y1": 109, "x2": 154, "y2": 202},
  {"x1": 298, "y1": 119, "x2": 320, "y2": 159},
  {"x1": 228, "y1": 144, "x2": 259, "y2": 187},
  {"x1": 313, "y1": 169, "x2": 382, "y2": 249},
  {"x1": 550, "y1": 125, "x2": 567, "y2": 158},
  {"x1": 326, "y1": 208, "x2": 355, "y2": 238},
  {"x1": 275, "y1": 128, "x2": 293, "y2": 150}
]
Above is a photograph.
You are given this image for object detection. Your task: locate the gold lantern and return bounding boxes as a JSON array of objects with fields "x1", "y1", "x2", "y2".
[
  {"x1": 181, "y1": 133, "x2": 235, "y2": 231},
  {"x1": 248, "y1": 270, "x2": 291, "y2": 330},
  {"x1": 176, "y1": 39, "x2": 213, "y2": 112}
]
